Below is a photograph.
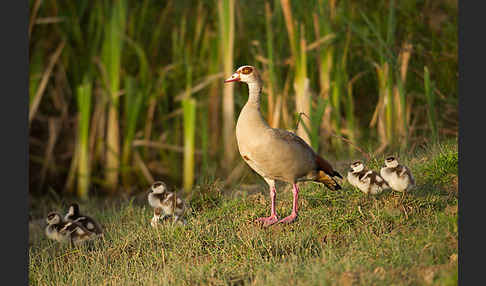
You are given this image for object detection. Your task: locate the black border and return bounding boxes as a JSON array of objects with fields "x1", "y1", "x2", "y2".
[
  {"x1": 458, "y1": 1, "x2": 483, "y2": 284},
  {"x1": 17, "y1": 1, "x2": 465, "y2": 284},
  {"x1": 1, "y1": 0, "x2": 29, "y2": 284}
]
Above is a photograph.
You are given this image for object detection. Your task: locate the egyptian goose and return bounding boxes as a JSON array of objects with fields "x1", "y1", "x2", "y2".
[
  {"x1": 45, "y1": 212, "x2": 97, "y2": 245},
  {"x1": 380, "y1": 156, "x2": 415, "y2": 192},
  {"x1": 224, "y1": 65, "x2": 342, "y2": 226},
  {"x1": 347, "y1": 161, "x2": 389, "y2": 195},
  {"x1": 147, "y1": 181, "x2": 186, "y2": 226},
  {"x1": 64, "y1": 203, "x2": 103, "y2": 235}
]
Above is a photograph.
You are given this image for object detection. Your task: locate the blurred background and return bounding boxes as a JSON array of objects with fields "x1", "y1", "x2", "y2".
[{"x1": 28, "y1": 0, "x2": 457, "y2": 200}]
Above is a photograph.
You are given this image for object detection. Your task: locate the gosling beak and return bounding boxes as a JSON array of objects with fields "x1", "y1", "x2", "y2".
[{"x1": 224, "y1": 72, "x2": 240, "y2": 83}]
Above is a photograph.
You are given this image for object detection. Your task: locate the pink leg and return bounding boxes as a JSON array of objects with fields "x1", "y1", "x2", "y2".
[
  {"x1": 279, "y1": 183, "x2": 299, "y2": 224},
  {"x1": 256, "y1": 181, "x2": 279, "y2": 227}
]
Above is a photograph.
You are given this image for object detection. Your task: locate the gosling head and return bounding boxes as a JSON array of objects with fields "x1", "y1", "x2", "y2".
[
  {"x1": 46, "y1": 212, "x2": 62, "y2": 225},
  {"x1": 65, "y1": 203, "x2": 80, "y2": 221},
  {"x1": 350, "y1": 161, "x2": 365, "y2": 172},
  {"x1": 384, "y1": 156, "x2": 399, "y2": 168},
  {"x1": 224, "y1": 65, "x2": 261, "y2": 85},
  {"x1": 150, "y1": 181, "x2": 168, "y2": 195}
]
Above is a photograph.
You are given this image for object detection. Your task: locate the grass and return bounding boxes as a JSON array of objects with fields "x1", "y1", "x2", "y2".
[{"x1": 29, "y1": 141, "x2": 458, "y2": 285}]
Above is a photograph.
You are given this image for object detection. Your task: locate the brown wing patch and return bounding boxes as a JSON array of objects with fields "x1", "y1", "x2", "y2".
[{"x1": 271, "y1": 129, "x2": 313, "y2": 152}]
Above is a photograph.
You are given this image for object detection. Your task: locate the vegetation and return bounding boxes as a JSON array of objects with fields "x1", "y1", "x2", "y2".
[
  {"x1": 28, "y1": 0, "x2": 457, "y2": 197},
  {"x1": 29, "y1": 141, "x2": 458, "y2": 285}
]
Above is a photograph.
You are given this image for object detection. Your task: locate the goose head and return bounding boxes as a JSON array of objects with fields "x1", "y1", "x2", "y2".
[
  {"x1": 384, "y1": 156, "x2": 399, "y2": 168},
  {"x1": 224, "y1": 65, "x2": 261, "y2": 84},
  {"x1": 350, "y1": 161, "x2": 365, "y2": 173}
]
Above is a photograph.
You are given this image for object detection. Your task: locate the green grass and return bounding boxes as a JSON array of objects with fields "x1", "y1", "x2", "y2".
[{"x1": 29, "y1": 141, "x2": 458, "y2": 285}]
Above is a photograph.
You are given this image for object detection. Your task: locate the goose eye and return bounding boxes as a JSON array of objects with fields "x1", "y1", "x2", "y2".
[{"x1": 241, "y1": 67, "x2": 253, "y2": 75}]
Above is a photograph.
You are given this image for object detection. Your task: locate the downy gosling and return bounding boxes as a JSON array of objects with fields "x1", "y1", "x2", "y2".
[
  {"x1": 347, "y1": 161, "x2": 390, "y2": 195},
  {"x1": 147, "y1": 181, "x2": 186, "y2": 227},
  {"x1": 64, "y1": 203, "x2": 103, "y2": 235},
  {"x1": 45, "y1": 212, "x2": 96, "y2": 246},
  {"x1": 380, "y1": 156, "x2": 415, "y2": 192}
]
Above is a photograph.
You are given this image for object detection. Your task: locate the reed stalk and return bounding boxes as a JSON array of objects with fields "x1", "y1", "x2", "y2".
[
  {"x1": 182, "y1": 39, "x2": 197, "y2": 192},
  {"x1": 208, "y1": 31, "x2": 221, "y2": 157},
  {"x1": 198, "y1": 25, "x2": 212, "y2": 170},
  {"x1": 121, "y1": 76, "x2": 144, "y2": 189},
  {"x1": 57, "y1": 0, "x2": 103, "y2": 193},
  {"x1": 121, "y1": 35, "x2": 151, "y2": 189},
  {"x1": 264, "y1": 1, "x2": 280, "y2": 128},
  {"x1": 183, "y1": 97, "x2": 196, "y2": 192},
  {"x1": 200, "y1": 100, "x2": 209, "y2": 171},
  {"x1": 101, "y1": 0, "x2": 127, "y2": 193},
  {"x1": 340, "y1": 23, "x2": 356, "y2": 154},
  {"x1": 218, "y1": 0, "x2": 236, "y2": 169},
  {"x1": 361, "y1": 0, "x2": 411, "y2": 151},
  {"x1": 76, "y1": 78, "x2": 92, "y2": 200},
  {"x1": 396, "y1": 42, "x2": 413, "y2": 147},
  {"x1": 313, "y1": 3, "x2": 334, "y2": 143},
  {"x1": 280, "y1": 0, "x2": 311, "y2": 144},
  {"x1": 29, "y1": 49, "x2": 43, "y2": 106},
  {"x1": 370, "y1": 62, "x2": 393, "y2": 149}
]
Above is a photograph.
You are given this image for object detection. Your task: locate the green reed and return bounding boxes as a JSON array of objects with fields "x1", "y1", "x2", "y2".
[
  {"x1": 280, "y1": 0, "x2": 311, "y2": 144},
  {"x1": 75, "y1": 78, "x2": 92, "y2": 200},
  {"x1": 263, "y1": 1, "x2": 281, "y2": 128},
  {"x1": 101, "y1": 0, "x2": 127, "y2": 193},
  {"x1": 355, "y1": 0, "x2": 410, "y2": 151},
  {"x1": 218, "y1": 0, "x2": 236, "y2": 168},
  {"x1": 28, "y1": 0, "x2": 457, "y2": 195}
]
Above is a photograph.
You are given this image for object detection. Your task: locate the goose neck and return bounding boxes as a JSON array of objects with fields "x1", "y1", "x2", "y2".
[{"x1": 247, "y1": 81, "x2": 262, "y2": 106}]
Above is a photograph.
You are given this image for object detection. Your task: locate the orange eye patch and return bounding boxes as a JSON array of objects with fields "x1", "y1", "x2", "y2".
[{"x1": 241, "y1": 67, "x2": 253, "y2": 75}]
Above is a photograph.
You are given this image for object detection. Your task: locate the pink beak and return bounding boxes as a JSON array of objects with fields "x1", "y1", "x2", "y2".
[{"x1": 224, "y1": 72, "x2": 240, "y2": 83}]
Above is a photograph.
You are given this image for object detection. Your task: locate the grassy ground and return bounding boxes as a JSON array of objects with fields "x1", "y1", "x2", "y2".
[{"x1": 29, "y1": 141, "x2": 458, "y2": 285}]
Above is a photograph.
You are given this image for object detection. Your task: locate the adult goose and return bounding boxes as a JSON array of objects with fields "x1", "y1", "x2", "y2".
[{"x1": 224, "y1": 65, "x2": 342, "y2": 226}]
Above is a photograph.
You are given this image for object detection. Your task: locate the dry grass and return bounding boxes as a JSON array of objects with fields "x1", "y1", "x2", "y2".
[{"x1": 29, "y1": 141, "x2": 457, "y2": 285}]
